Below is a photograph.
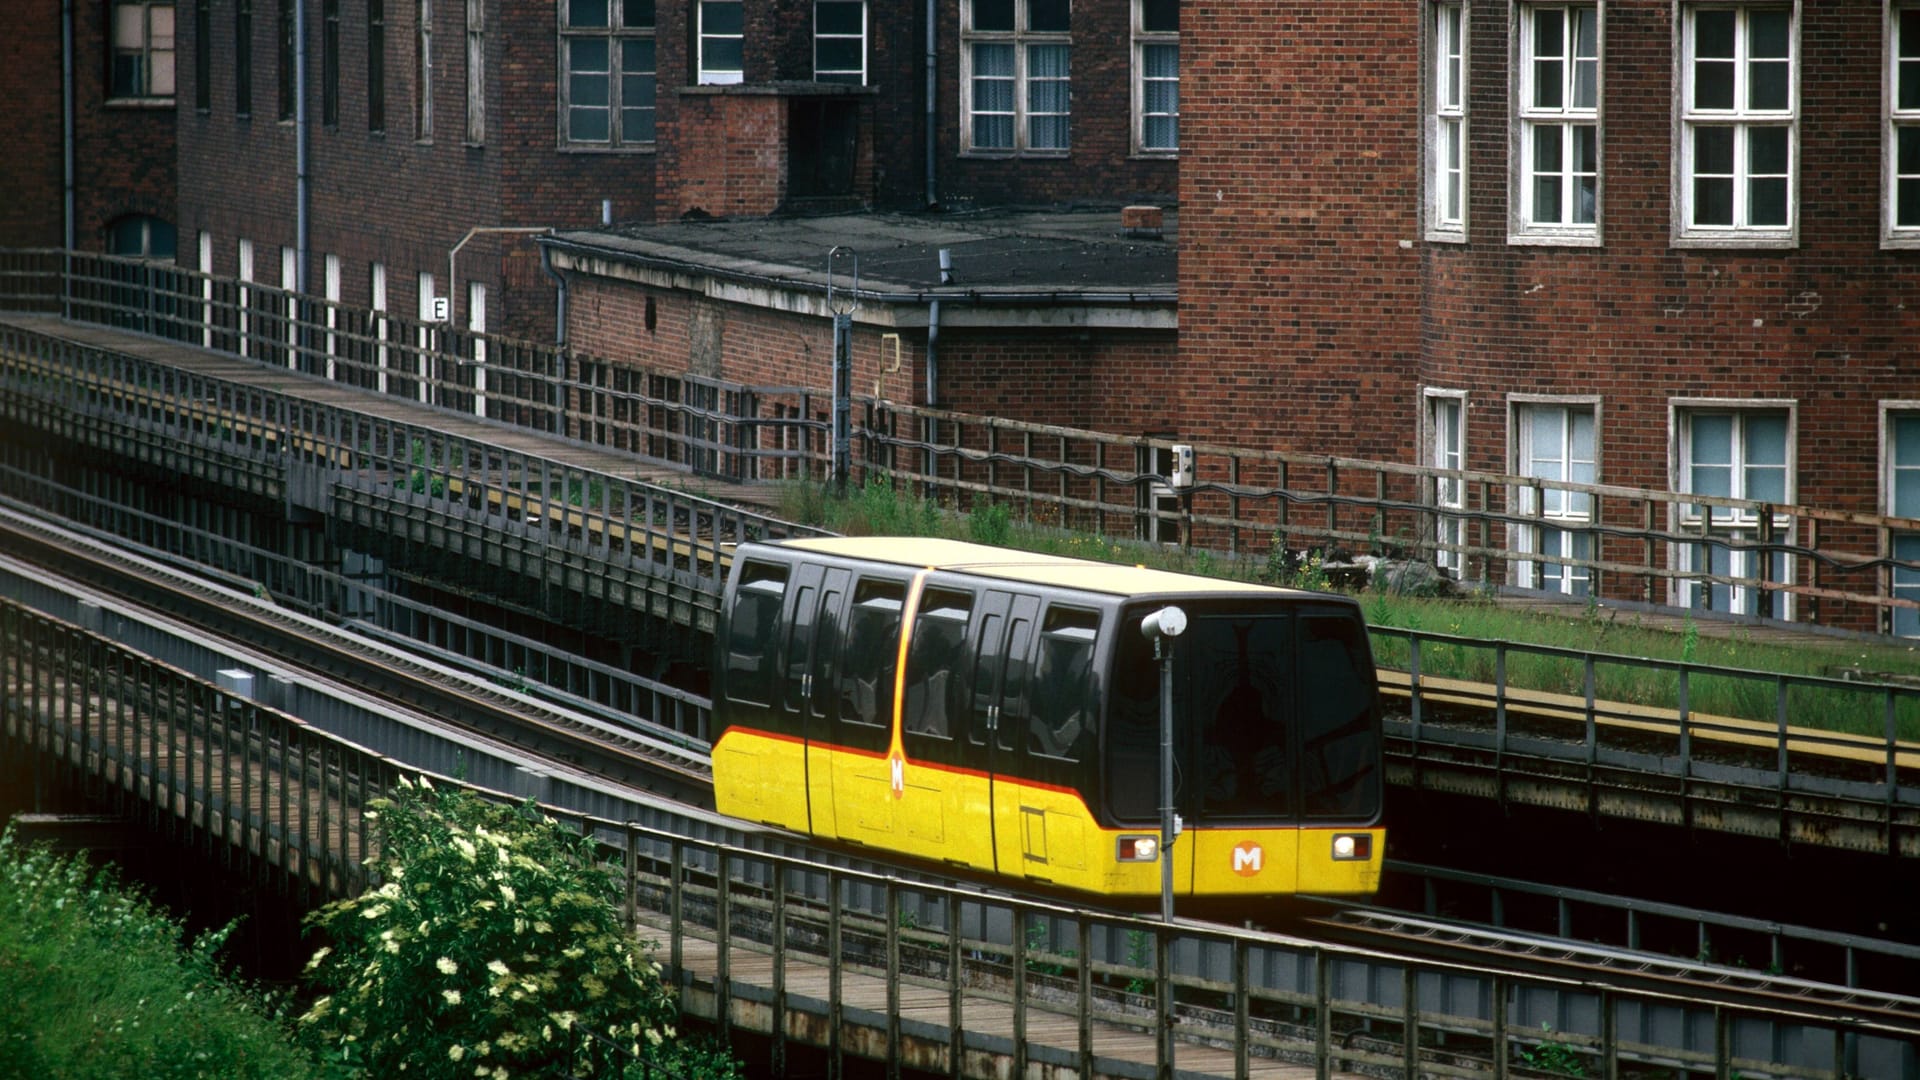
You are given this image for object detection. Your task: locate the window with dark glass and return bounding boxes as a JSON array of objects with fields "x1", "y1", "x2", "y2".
[
  {"x1": 561, "y1": 0, "x2": 657, "y2": 146},
  {"x1": 962, "y1": 0, "x2": 1071, "y2": 153},
  {"x1": 814, "y1": 0, "x2": 865, "y2": 84},
  {"x1": 236, "y1": 0, "x2": 253, "y2": 116},
  {"x1": 195, "y1": 0, "x2": 210, "y2": 110},
  {"x1": 368, "y1": 0, "x2": 386, "y2": 131},
  {"x1": 279, "y1": 0, "x2": 295, "y2": 120},
  {"x1": 1028, "y1": 606, "x2": 1096, "y2": 761},
  {"x1": 1192, "y1": 615, "x2": 1294, "y2": 818},
  {"x1": 725, "y1": 562, "x2": 787, "y2": 707},
  {"x1": 1296, "y1": 614, "x2": 1381, "y2": 818},
  {"x1": 698, "y1": 0, "x2": 744, "y2": 84},
  {"x1": 838, "y1": 578, "x2": 905, "y2": 728},
  {"x1": 323, "y1": 0, "x2": 340, "y2": 125},
  {"x1": 903, "y1": 588, "x2": 971, "y2": 738}
]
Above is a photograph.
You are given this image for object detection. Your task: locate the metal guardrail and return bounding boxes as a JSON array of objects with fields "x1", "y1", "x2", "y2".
[
  {"x1": 5, "y1": 247, "x2": 1920, "y2": 635},
  {"x1": 5, "y1": 598, "x2": 1915, "y2": 1079}
]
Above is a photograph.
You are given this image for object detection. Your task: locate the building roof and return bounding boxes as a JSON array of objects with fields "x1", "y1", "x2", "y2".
[{"x1": 544, "y1": 206, "x2": 1177, "y2": 304}]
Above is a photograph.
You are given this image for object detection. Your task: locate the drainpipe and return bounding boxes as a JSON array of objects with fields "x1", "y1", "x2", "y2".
[
  {"x1": 924, "y1": 0, "x2": 937, "y2": 208},
  {"x1": 296, "y1": 0, "x2": 310, "y2": 362},
  {"x1": 540, "y1": 243, "x2": 568, "y2": 350},
  {"x1": 62, "y1": 0, "x2": 75, "y2": 250}
]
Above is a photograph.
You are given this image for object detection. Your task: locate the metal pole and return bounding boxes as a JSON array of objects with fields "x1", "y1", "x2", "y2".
[
  {"x1": 826, "y1": 247, "x2": 858, "y2": 494},
  {"x1": 1140, "y1": 606, "x2": 1187, "y2": 923}
]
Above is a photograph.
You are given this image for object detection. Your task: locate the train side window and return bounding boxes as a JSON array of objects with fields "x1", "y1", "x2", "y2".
[
  {"x1": 838, "y1": 577, "x2": 906, "y2": 728},
  {"x1": 1298, "y1": 613, "x2": 1382, "y2": 819},
  {"x1": 725, "y1": 561, "x2": 787, "y2": 707},
  {"x1": 996, "y1": 613, "x2": 1035, "y2": 754},
  {"x1": 904, "y1": 587, "x2": 971, "y2": 739},
  {"x1": 1029, "y1": 606, "x2": 1099, "y2": 762}
]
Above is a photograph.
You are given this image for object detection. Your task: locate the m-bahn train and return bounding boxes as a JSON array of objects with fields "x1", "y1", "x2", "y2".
[{"x1": 709, "y1": 536, "x2": 1384, "y2": 904}]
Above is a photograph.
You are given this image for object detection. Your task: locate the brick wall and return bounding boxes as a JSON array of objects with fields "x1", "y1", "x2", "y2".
[
  {"x1": 564, "y1": 274, "x2": 1173, "y2": 430},
  {"x1": 0, "y1": 1, "x2": 177, "y2": 251}
]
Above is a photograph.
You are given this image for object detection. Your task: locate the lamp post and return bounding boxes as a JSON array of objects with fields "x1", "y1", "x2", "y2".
[
  {"x1": 826, "y1": 247, "x2": 858, "y2": 494},
  {"x1": 1139, "y1": 605, "x2": 1187, "y2": 922}
]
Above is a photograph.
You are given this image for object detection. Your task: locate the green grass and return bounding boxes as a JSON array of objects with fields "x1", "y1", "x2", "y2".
[{"x1": 775, "y1": 478, "x2": 1920, "y2": 740}]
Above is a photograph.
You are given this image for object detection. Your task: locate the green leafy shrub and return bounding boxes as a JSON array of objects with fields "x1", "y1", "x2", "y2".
[
  {"x1": 300, "y1": 775, "x2": 740, "y2": 1080},
  {"x1": 0, "y1": 825, "x2": 330, "y2": 1080}
]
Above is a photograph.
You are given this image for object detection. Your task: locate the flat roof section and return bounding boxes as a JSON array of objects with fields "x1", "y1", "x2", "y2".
[{"x1": 545, "y1": 206, "x2": 1178, "y2": 303}]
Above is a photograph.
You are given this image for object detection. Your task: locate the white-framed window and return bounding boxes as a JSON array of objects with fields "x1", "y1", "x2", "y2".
[
  {"x1": 1427, "y1": 389, "x2": 1468, "y2": 577},
  {"x1": 1884, "y1": 406, "x2": 1920, "y2": 636},
  {"x1": 238, "y1": 238, "x2": 255, "y2": 358},
  {"x1": 197, "y1": 230, "x2": 213, "y2": 347},
  {"x1": 1672, "y1": 403, "x2": 1795, "y2": 617},
  {"x1": 1512, "y1": 3, "x2": 1598, "y2": 242},
  {"x1": 468, "y1": 280, "x2": 489, "y2": 416},
  {"x1": 1428, "y1": 1, "x2": 1467, "y2": 238},
  {"x1": 1886, "y1": 4, "x2": 1920, "y2": 245},
  {"x1": 814, "y1": 1, "x2": 865, "y2": 84},
  {"x1": 280, "y1": 245, "x2": 298, "y2": 368},
  {"x1": 371, "y1": 262, "x2": 390, "y2": 395},
  {"x1": 1512, "y1": 400, "x2": 1598, "y2": 596},
  {"x1": 416, "y1": 271, "x2": 437, "y2": 404},
  {"x1": 111, "y1": 1, "x2": 176, "y2": 100},
  {"x1": 416, "y1": 0, "x2": 434, "y2": 140},
  {"x1": 560, "y1": 0, "x2": 656, "y2": 147},
  {"x1": 1133, "y1": 0, "x2": 1177, "y2": 154},
  {"x1": 323, "y1": 253, "x2": 341, "y2": 380},
  {"x1": 1675, "y1": 3, "x2": 1796, "y2": 246},
  {"x1": 698, "y1": 0, "x2": 744, "y2": 85},
  {"x1": 465, "y1": 0, "x2": 485, "y2": 143},
  {"x1": 961, "y1": 0, "x2": 1072, "y2": 155}
]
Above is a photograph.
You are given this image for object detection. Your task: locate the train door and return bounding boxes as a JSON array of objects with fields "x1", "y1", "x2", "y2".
[
  {"x1": 829, "y1": 574, "x2": 909, "y2": 845},
  {"x1": 1186, "y1": 612, "x2": 1299, "y2": 893},
  {"x1": 968, "y1": 590, "x2": 1038, "y2": 875},
  {"x1": 781, "y1": 562, "x2": 850, "y2": 835}
]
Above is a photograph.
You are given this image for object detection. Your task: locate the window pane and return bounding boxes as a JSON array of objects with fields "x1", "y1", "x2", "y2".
[
  {"x1": 1193, "y1": 615, "x2": 1293, "y2": 817},
  {"x1": 974, "y1": 113, "x2": 1013, "y2": 148},
  {"x1": 1144, "y1": 41, "x2": 1177, "y2": 78},
  {"x1": 1747, "y1": 9, "x2": 1789, "y2": 57},
  {"x1": 1534, "y1": 57, "x2": 1564, "y2": 110},
  {"x1": 972, "y1": 0, "x2": 1013, "y2": 31},
  {"x1": 1902, "y1": 177, "x2": 1920, "y2": 229},
  {"x1": 817, "y1": 0, "x2": 862, "y2": 35},
  {"x1": 570, "y1": 38, "x2": 609, "y2": 81},
  {"x1": 1029, "y1": 41, "x2": 1069, "y2": 78},
  {"x1": 1144, "y1": 115, "x2": 1177, "y2": 149},
  {"x1": 152, "y1": 49, "x2": 176, "y2": 95},
  {"x1": 115, "y1": 4, "x2": 147, "y2": 47},
  {"x1": 1028, "y1": 0, "x2": 1069, "y2": 32},
  {"x1": 1746, "y1": 414, "x2": 1788, "y2": 466},
  {"x1": 704, "y1": 37, "x2": 744, "y2": 71},
  {"x1": 816, "y1": 38, "x2": 862, "y2": 71},
  {"x1": 1694, "y1": 9, "x2": 1735, "y2": 58},
  {"x1": 702, "y1": 0, "x2": 742, "y2": 34},
  {"x1": 1533, "y1": 8, "x2": 1563, "y2": 60},
  {"x1": 1142, "y1": 0, "x2": 1177, "y2": 33},
  {"x1": 571, "y1": 106, "x2": 609, "y2": 141},
  {"x1": 1030, "y1": 115, "x2": 1068, "y2": 149},
  {"x1": 1692, "y1": 414, "x2": 1733, "y2": 466},
  {"x1": 568, "y1": 0, "x2": 608, "y2": 28},
  {"x1": 1748, "y1": 125, "x2": 1787, "y2": 173},
  {"x1": 974, "y1": 40, "x2": 1013, "y2": 78},
  {"x1": 112, "y1": 55, "x2": 145, "y2": 97},
  {"x1": 1694, "y1": 59, "x2": 1734, "y2": 110},
  {"x1": 621, "y1": 0, "x2": 653, "y2": 28},
  {"x1": 1748, "y1": 59, "x2": 1789, "y2": 111},
  {"x1": 152, "y1": 5, "x2": 175, "y2": 44},
  {"x1": 1694, "y1": 124, "x2": 1733, "y2": 172}
]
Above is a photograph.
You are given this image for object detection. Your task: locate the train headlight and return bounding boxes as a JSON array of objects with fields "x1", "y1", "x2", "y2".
[
  {"x1": 1331, "y1": 833, "x2": 1373, "y2": 861},
  {"x1": 1117, "y1": 836, "x2": 1158, "y2": 862}
]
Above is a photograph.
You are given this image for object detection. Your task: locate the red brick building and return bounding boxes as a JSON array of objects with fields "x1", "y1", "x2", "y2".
[
  {"x1": 0, "y1": 1, "x2": 178, "y2": 255},
  {"x1": 1176, "y1": 0, "x2": 1920, "y2": 631},
  {"x1": 171, "y1": 0, "x2": 1179, "y2": 343}
]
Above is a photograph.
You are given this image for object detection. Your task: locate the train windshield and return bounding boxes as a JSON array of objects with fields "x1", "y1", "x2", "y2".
[{"x1": 1104, "y1": 605, "x2": 1381, "y2": 825}]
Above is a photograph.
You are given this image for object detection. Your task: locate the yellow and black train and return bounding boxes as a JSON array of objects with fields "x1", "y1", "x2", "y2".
[{"x1": 710, "y1": 537, "x2": 1384, "y2": 904}]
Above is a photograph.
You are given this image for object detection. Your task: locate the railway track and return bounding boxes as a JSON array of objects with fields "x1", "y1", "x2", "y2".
[
  {"x1": 0, "y1": 502, "x2": 714, "y2": 806},
  {"x1": 2, "y1": 501, "x2": 1914, "y2": 1038}
]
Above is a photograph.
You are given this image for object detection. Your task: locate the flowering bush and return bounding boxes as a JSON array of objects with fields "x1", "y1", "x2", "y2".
[{"x1": 300, "y1": 776, "x2": 717, "y2": 1079}]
